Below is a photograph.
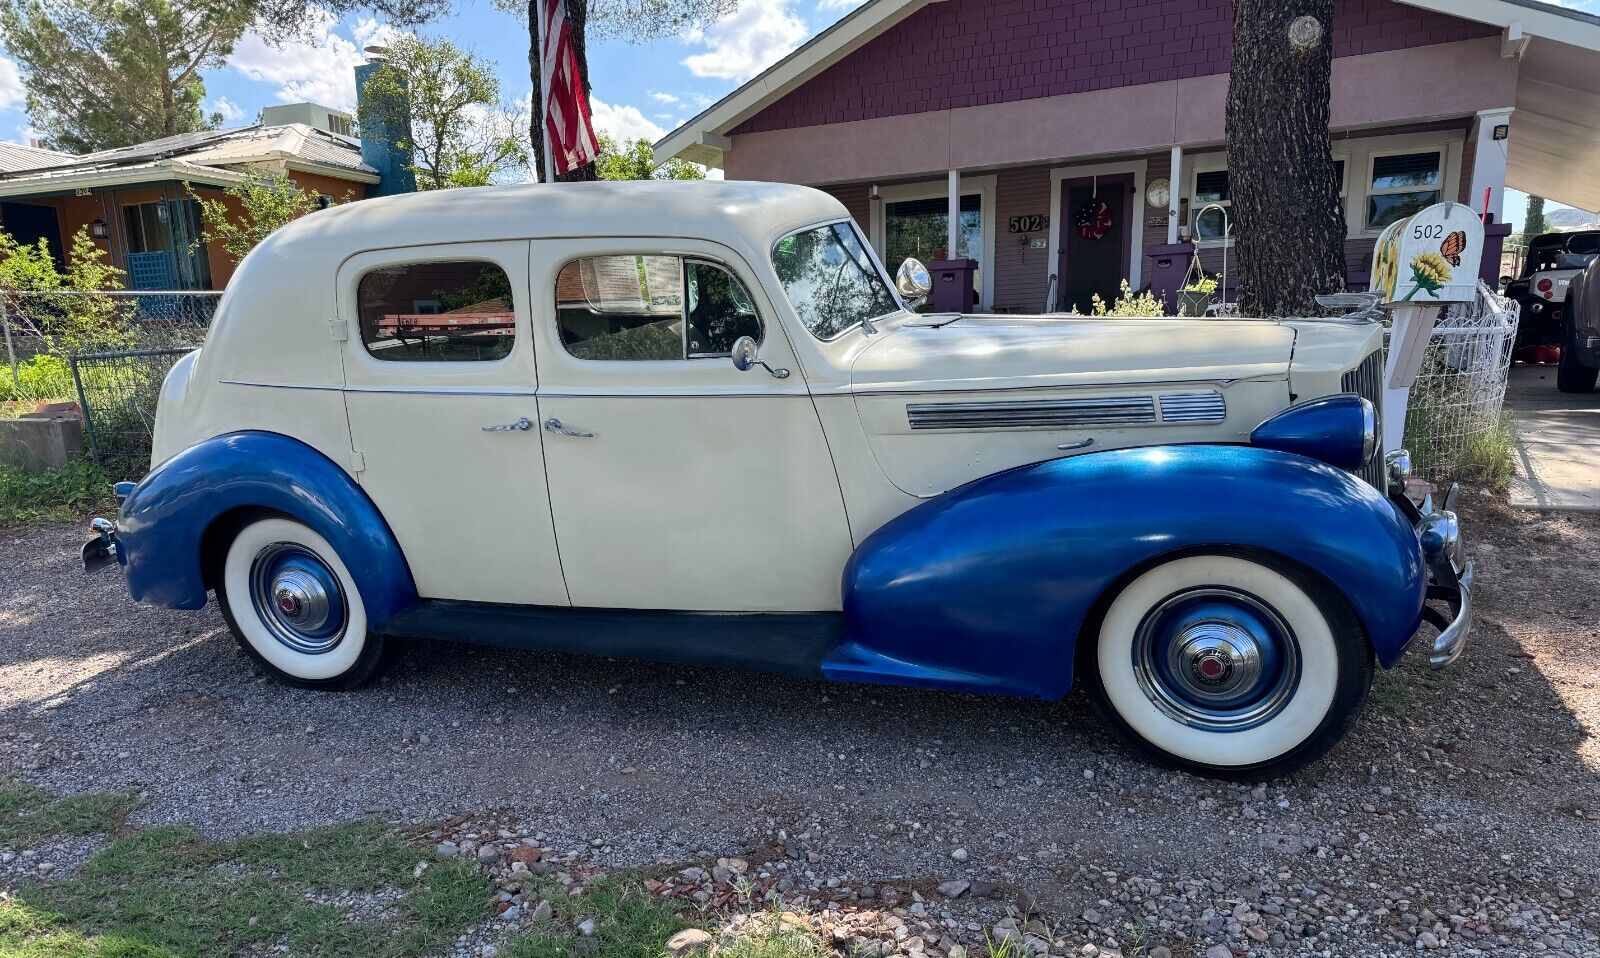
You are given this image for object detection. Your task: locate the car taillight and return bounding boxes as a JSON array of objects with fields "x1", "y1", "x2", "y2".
[{"x1": 1538, "y1": 278, "x2": 1554, "y2": 295}]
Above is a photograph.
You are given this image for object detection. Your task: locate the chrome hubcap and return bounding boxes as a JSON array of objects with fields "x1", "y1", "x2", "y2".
[
  {"x1": 1133, "y1": 588, "x2": 1300, "y2": 732},
  {"x1": 249, "y1": 544, "x2": 347, "y2": 655}
]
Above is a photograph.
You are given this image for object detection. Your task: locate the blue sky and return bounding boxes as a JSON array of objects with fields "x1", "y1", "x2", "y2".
[{"x1": 0, "y1": 0, "x2": 1597, "y2": 224}]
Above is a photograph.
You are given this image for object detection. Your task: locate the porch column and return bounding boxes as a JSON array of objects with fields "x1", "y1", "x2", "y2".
[
  {"x1": 1468, "y1": 108, "x2": 1514, "y2": 224},
  {"x1": 1167, "y1": 146, "x2": 1183, "y2": 245},
  {"x1": 947, "y1": 169, "x2": 960, "y2": 259}
]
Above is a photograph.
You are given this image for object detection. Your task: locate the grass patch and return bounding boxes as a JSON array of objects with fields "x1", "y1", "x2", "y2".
[
  {"x1": 715, "y1": 919, "x2": 828, "y2": 958},
  {"x1": 0, "y1": 460, "x2": 113, "y2": 528},
  {"x1": 0, "y1": 780, "x2": 136, "y2": 848},
  {"x1": 503, "y1": 874, "x2": 690, "y2": 958}
]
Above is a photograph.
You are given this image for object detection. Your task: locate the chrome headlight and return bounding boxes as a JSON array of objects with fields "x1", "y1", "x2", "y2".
[
  {"x1": 1385, "y1": 449, "x2": 1413, "y2": 497},
  {"x1": 1360, "y1": 398, "x2": 1377, "y2": 466},
  {"x1": 1420, "y1": 509, "x2": 1462, "y2": 567}
]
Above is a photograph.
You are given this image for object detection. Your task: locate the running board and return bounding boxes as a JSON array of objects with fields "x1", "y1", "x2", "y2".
[{"x1": 375, "y1": 600, "x2": 843, "y2": 679}]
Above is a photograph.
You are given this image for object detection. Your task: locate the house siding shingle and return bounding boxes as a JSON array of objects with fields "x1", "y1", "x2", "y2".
[{"x1": 734, "y1": 0, "x2": 1495, "y2": 136}]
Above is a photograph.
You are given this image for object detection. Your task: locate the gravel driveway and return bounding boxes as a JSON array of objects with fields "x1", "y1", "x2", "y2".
[{"x1": 2, "y1": 493, "x2": 1598, "y2": 957}]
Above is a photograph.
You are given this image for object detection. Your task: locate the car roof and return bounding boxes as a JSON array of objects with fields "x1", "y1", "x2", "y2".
[{"x1": 268, "y1": 180, "x2": 850, "y2": 257}]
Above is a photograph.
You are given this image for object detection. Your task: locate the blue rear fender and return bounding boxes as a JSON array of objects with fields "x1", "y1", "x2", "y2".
[
  {"x1": 826, "y1": 445, "x2": 1427, "y2": 699},
  {"x1": 115, "y1": 431, "x2": 417, "y2": 623}
]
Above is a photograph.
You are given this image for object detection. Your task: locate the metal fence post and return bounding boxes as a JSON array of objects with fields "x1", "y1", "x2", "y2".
[{"x1": 69, "y1": 352, "x2": 102, "y2": 464}]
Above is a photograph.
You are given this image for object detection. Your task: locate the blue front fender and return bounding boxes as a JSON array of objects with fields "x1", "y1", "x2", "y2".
[
  {"x1": 116, "y1": 431, "x2": 417, "y2": 622},
  {"x1": 826, "y1": 445, "x2": 1427, "y2": 699}
]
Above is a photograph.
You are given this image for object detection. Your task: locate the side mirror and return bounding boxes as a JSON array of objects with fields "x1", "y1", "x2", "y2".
[
  {"x1": 896, "y1": 257, "x2": 933, "y2": 304},
  {"x1": 729, "y1": 335, "x2": 789, "y2": 379}
]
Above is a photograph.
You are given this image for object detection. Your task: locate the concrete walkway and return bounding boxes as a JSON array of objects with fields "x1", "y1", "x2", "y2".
[{"x1": 1507, "y1": 363, "x2": 1600, "y2": 510}]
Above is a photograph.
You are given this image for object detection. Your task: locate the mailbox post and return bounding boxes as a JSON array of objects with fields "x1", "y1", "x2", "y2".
[{"x1": 1370, "y1": 202, "x2": 1485, "y2": 453}]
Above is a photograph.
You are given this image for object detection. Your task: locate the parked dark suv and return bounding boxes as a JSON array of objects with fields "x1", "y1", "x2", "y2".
[
  {"x1": 1558, "y1": 256, "x2": 1600, "y2": 392},
  {"x1": 1506, "y1": 231, "x2": 1600, "y2": 356}
]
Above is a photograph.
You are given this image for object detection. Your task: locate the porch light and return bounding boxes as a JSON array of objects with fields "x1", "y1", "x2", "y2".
[{"x1": 89, "y1": 218, "x2": 108, "y2": 239}]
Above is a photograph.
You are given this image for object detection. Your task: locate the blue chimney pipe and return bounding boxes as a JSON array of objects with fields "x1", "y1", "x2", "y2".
[{"x1": 354, "y1": 60, "x2": 418, "y2": 196}]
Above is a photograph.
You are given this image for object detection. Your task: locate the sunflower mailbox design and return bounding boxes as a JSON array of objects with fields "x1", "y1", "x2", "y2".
[{"x1": 1370, "y1": 202, "x2": 1485, "y2": 451}]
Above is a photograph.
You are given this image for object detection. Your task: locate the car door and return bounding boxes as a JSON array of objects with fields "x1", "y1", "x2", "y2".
[
  {"x1": 532, "y1": 237, "x2": 852, "y2": 612},
  {"x1": 339, "y1": 241, "x2": 569, "y2": 606}
]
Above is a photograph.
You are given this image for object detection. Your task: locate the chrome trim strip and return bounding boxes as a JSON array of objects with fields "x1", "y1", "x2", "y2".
[
  {"x1": 1158, "y1": 391, "x2": 1227, "y2": 423},
  {"x1": 907, "y1": 396, "x2": 1157, "y2": 430},
  {"x1": 221, "y1": 380, "x2": 808, "y2": 399}
]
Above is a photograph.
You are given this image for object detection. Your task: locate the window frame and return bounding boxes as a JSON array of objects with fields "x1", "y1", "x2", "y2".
[
  {"x1": 353, "y1": 256, "x2": 521, "y2": 366},
  {"x1": 1363, "y1": 147, "x2": 1445, "y2": 233},
  {"x1": 867, "y1": 175, "x2": 997, "y2": 309},
  {"x1": 552, "y1": 251, "x2": 766, "y2": 363}
]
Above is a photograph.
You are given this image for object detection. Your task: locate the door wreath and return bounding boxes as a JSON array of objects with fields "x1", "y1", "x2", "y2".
[{"x1": 1075, "y1": 199, "x2": 1113, "y2": 240}]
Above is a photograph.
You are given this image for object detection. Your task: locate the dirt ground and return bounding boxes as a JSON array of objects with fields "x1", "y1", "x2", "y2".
[{"x1": 2, "y1": 492, "x2": 1598, "y2": 957}]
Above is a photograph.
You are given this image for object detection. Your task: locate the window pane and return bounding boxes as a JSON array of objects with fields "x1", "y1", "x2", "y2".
[
  {"x1": 773, "y1": 223, "x2": 900, "y2": 341},
  {"x1": 884, "y1": 195, "x2": 982, "y2": 295},
  {"x1": 556, "y1": 255, "x2": 683, "y2": 361},
  {"x1": 1367, "y1": 190, "x2": 1440, "y2": 231},
  {"x1": 1371, "y1": 152, "x2": 1440, "y2": 191},
  {"x1": 1194, "y1": 170, "x2": 1230, "y2": 203},
  {"x1": 358, "y1": 261, "x2": 515, "y2": 362},
  {"x1": 1194, "y1": 204, "x2": 1231, "y2": 241},
  {"x1": 685, "y1": 261, "x2": 761, "y2": 357}
]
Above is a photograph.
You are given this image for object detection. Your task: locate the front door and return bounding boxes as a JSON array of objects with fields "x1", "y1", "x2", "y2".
[
  {"x1": 1057, "y1": 174, "x2": 1133, "y2": 314},
  {"x1": 338, "y1": 241, "x2": 569, "y2": 606},
  {"x1": 532, "y1": 238, "x2": 853, "y2": 612}
]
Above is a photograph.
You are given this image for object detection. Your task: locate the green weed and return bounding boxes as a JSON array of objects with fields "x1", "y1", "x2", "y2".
[{"x1": 0, "y1": 460, "x2": 113, "y2": 527}]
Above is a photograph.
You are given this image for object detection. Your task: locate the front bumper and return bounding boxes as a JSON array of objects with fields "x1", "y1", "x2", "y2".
[
  {"x1": 1396, "y1": 479, "x2": 1472, "y2": 669},
  {"x1": 81, "y1": 482, "x2": 134, "y2": 574}
]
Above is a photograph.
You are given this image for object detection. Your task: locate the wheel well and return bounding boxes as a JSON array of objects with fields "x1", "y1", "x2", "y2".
[
  {"x1": 1071, "y1": 544, "x2": 1372, "y2": 690},
  {"x1": 198, "y1": 506, "x2": 287, "y2": 591}
]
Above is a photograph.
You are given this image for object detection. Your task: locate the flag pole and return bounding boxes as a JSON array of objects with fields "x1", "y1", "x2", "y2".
[{"x1": 535, "y1": 0, "x2": 557, "y2": 183}]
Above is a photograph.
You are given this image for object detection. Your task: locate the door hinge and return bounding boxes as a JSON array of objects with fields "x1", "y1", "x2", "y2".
[
  {"x1": 329, "y1": 319, "x2": 349, "y2": 342},
  {"x1": 350, "y1": 450, "x2": 366, "y2": 473}
]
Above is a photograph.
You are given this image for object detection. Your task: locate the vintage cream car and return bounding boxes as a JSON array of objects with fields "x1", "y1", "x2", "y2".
[{"x1": 85, "y1": 181, "x2": 1470, "y2": 778}]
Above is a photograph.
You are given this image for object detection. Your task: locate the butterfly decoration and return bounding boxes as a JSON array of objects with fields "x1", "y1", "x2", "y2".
[
  {"x1": 1439, "y1": 230, "x2": 1468, "y2": 267},
  {"x1": 1075, "y1": 199, "x2": 1113, "y2": 241}
]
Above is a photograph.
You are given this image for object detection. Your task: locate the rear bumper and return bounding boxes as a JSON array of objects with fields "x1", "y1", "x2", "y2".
[{"x1": 81, "y1": 482, "x2": 134, "y2": 574}]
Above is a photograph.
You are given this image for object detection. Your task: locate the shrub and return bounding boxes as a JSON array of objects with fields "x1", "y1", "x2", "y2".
[{"x1": 0, "y1": 354, "x2": 76, "y2": 404}]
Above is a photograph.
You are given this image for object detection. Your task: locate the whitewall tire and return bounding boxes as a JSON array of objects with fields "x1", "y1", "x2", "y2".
[
  {"x1": 217, "y1": 516, "x2": 392, "y2": 689},
  {"x1": 1088, "y1": 553, "x2": 1371, "y2": 778}
]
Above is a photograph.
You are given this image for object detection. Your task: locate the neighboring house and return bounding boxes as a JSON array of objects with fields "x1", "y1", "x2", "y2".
[
  {"x1": 656, "y1": 0, "x2": 1600, "y2": 313},
  {"x1": 0, "y1": 54, "x2": 416, "y2": 293}
]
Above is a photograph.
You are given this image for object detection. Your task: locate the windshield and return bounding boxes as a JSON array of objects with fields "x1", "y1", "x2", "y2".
[{"x1": 772, "y1": 222, "x2": 902, "y2": 340}]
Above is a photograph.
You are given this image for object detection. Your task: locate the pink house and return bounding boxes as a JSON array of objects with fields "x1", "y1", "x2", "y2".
[{"x1": 655, "y1": 0, "x2": 1600, "y2": 313}]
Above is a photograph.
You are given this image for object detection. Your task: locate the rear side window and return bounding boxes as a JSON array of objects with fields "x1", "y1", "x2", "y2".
[
  {"x1": 357, "y1": 260, "x2": 515, "y2": 362},
  {"x1": 555, "y1": 254, "x2": 761, "y2": 361}
]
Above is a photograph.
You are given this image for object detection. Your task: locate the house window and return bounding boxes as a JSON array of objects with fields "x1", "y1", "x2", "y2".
[
  {"x1": 357, "y1": 260, "x2": 516, "y2": 362},
  {"x1": 884, "y1": 195, "x2": 982, "y2": 297},
  {"x1": 1192, "y1": 169, "x2": 1231, "y2": 241},
  {"x1": 554, "y1": 255, "x2": 761, "y2": 361},
  {"x1": 1366, "y1": 151, "x2": 1442, "y2": 231},
  {"x1": 121, "y1": 199, "x2": 211, "y2": 289}
]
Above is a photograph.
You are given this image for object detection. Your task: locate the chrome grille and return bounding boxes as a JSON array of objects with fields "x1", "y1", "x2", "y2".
[
  {"x1": 1341, "y1": 348, "x2": 1386, "y2": 488},
  {"x1": 1158, "y1": 391, "x2": 1227, "y2": 423},
  {"x1": 907, "y1": 396, "x2": 1156, "y2": 430}
]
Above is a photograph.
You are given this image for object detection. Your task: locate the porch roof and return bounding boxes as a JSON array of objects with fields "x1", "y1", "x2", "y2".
[{"x1": 655, "y1": 0, "x2": 1600, "y2": 213}]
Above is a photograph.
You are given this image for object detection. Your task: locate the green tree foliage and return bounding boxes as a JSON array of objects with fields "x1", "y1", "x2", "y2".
[
  {"x1": 188, "y1": 167, "x2": 328, "y2": 264},
  {"x1": 1524, "y1": 195, "x2": 1549, "y2": 239},
  {"x1": 0, "y1": 0, "x2": 255, "y2": 153},
  {"x1": 358, "y1": 35, "x2": 527, "y2": 190},
  {"x1": 594, "y1": 135, "x2": 705, "y2": 181},
  {"x1": 0, "y1": 227, "x2": 131, "y2": 356}
]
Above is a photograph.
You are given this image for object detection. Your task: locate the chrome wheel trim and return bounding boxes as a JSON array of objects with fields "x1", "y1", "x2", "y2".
[
  {"x1": 1131, "y1": 587, "x2": 1301, "y2": 733},
  {"x1": 247, "y1": 543, "x2": 348, "y2": 655}
]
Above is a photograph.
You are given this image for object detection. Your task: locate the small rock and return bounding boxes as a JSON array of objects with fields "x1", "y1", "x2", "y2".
[
  {"x1": 1418, "y1": 931, "x2": 1441, "y2": 949},
  {"x1": 511, "y1": 845, "x2": 544, "y2": 865},
  {"x1": 435, "y1": 842, "x2": 460, "y2": 858},
  {"x1": 1205, "y1": 947, "x2": 1232, "y2": 958},
  {"x1": 938, "y1": 880, "x2": 970, "y2": 898},
  {"x1": 951, "y1": 849, "x2": 969, "y2": 862},
  {"x1": 530, "y1": 900, "x2": 553, "y2": 923},
  {"x1": 666, "y1": 928, "x2": 713, "y2": 956},
  {"x1": 578, "y1": 918, "x2": 597, "y2": 936},
  {"x1": 947, "y1": 947, "x2": 967, "y2": 958},
  {"x1": 1148, "y1": 948, "x2": 1171, "y2": 958}
]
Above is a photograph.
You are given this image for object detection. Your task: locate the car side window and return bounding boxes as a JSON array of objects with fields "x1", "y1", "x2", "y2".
[
  {"x1": 556, "y1": 255, "x2": 761, "y2": 361},
  {"x1": 357, "y1": 260, "x2": 515, "y2": 362}
]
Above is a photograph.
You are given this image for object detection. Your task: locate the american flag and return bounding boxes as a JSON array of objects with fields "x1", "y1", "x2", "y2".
[{"x1": 539, "y1": 0, "x2": 601, "y2": 176}]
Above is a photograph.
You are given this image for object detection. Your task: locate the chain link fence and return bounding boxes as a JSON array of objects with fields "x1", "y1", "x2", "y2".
[
  {"x1": 1391, "y1": 283, "x2": 1520, "y2": 485},
  {"x1": 3, "y1": 290, "x2": 217, "y2": 474}
]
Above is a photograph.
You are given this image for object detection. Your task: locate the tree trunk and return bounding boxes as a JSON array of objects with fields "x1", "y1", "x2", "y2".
[
  {"x1": 1226, "y1": 0, "x2": 1346, "y2": 317},
  {"x1": 527, "y1": 0, "x2": 597, "y2": 184}
]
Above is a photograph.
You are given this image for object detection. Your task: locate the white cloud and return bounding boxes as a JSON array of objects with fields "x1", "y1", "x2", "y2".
[
  {"x1": 817, "y1": 0, "x2": 866, "y2": 9},
  {"x1": 647, "y1": 91, "x2": 680, "y2": 105},
  {"x1": 228, "y1": 11, "x2": 402, "y2": 111},
  {"x1": 589, "y1": 97, "x2": 666, "y2": 143},
  {"x1": 0, "y1": 55, "x2": 24, "y2": 112},
  {"x1": 207, "y1": 96, "x2": 245, "y2": 122},
  {"x1": 682, "y1": 0, "x2": 807, "y2": 81}
]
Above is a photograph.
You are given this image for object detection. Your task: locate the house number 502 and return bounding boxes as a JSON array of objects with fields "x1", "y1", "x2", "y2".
[{"x1": 1008, "y1": 215, "x2": 1048, "y2": 233}]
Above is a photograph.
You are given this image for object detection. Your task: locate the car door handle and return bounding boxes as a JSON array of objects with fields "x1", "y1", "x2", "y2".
[
  {"x1": 544, "y1": 418, "x2": 595, "y2": 439},
  {"x1": 1057, "y1": 438, "x2": 1094, "y2": 451},
  {"x1": 482, "y1": 417, "x2": 534, "y2": 432}
]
